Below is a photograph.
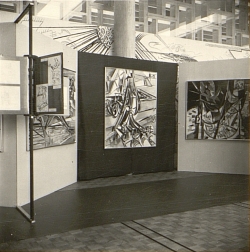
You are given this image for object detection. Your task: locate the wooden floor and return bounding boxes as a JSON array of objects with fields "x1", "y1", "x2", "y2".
[{"x1": 0, "y1": 172, "x2": 249, "y2": 250}]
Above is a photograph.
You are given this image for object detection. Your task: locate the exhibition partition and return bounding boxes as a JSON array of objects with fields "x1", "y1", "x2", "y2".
[
  {"x1": 0, "y1": 22, "x2": 77, "y2": 207},
  {"x1": 0, "y1": 19, "x2": 249, "y2": 209},
  {"x1": 178, "y1": 58, "x2": 249, "y2": 174},
  {"x1": 78, "y1": 52, "x2": 178, "y2": 180}
]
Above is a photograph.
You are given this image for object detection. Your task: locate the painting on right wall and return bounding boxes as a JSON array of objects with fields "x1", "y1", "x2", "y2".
[{"x1": 186, "y1": 79, "x2": 249, "y2": 140}]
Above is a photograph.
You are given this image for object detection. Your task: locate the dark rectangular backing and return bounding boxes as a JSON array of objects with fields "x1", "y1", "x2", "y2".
[{"x1": 78, "y1": 52, "x2": 177, "y2": 180}]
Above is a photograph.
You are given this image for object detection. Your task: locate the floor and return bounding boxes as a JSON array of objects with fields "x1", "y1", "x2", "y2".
[{"x1": 0, "y1": 171, "x2": 249, "y2": 252}]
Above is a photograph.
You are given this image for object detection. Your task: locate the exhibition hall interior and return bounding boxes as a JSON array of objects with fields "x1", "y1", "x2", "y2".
[{"x1": 0, "y1": 0, "x2": 249, "y2": 251}]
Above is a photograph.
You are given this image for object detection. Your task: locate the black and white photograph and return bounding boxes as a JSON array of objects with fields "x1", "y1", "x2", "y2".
[{"x1": 0, "y1": 1, "x2": 249, "y2": 252}]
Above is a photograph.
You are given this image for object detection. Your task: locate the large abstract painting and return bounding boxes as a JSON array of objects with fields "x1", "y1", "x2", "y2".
[
  {"x1": 29, "y1": 69, "x2": 76, "y2": 150},
  {"x1": 105, "y1": 67, "x2": 157, "y2": 149},
  {"x1": 186, "y1": 79, "x2": 249, "y2": 140}
]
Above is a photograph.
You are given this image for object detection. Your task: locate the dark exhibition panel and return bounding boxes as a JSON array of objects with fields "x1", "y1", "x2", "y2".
[{"x1": 78, "y1": 52, "x2": 178, "y2": 180}]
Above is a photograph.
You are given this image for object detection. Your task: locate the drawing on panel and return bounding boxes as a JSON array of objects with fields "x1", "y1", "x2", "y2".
[
  {"x1": 48, "y1": 55, "x2": 62, "y2": 87},
  {"x1": 105, "y1": 68, "x2": 157, "y2": 149},
  {"x1": 30, "y1": 70, "x2": 76, "y2": 150},
  {"x1": 36, "y1": 84, "x2": 49, "y2": 112},
  {"x1": 35, "y1": 53, "x2": 63, "y2": 114},
  {"x1": 186, "y1": 79, "x2": 249, "y2": 140}
]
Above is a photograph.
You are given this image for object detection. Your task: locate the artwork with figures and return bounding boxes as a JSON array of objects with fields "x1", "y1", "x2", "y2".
[
  {"x1": 35, "y1": 53, "x2": 63, "y2": 114},
  {"x1": 186, "y1": 79, "x2": 249, "y2": 140},
  {"x1": 31, "y1": 69, "x2": 76, "y2": 150},
  {"x1": 105, "y1": 67, "x2": 157, "y2": 149}
]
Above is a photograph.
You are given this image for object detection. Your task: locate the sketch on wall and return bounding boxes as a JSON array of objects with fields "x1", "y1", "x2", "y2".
[
  {"x1": 105, "y1": 68, "x2": 157, "y2": 149},
  {"x1": 29, "y1": 69, "x2": 76, "y2": 150},
  {"x1": 186, "y1": 79, "x2": 249, "y2": 140}
]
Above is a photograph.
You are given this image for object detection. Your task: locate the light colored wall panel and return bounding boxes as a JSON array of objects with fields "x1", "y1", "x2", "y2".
[
  {"x1": 0, "y1": 11, "x2": 18, "y2": 23},
  {"x1": 0, "y1": 23, "x2": 16, "y2": 57},
  {"x1": 16, "y1": 24, "x2": 77, "y2": 206},
  {"x1": 0, "y1": 23, "x2": 17, "y2": 207},
  {"x1": 0, "y1": 115, "x2": 17, "y2": 206},
  {"x1": 178, "y1": 59, "x2": 250, "y2": 174}
]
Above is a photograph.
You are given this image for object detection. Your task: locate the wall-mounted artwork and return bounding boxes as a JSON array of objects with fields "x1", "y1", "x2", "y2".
[
  {"x1": 34, "y1": 53, "x2": 64, "y2": 114},
  {"x1": 105, "y1": 67, "x2": 157, "y2": 149},
  {"x1": 186, "y1": 79, "x2": 249, "y2": 140},
  {"x1": 29, "y1": 69, "x2": 76, "y2": 150}
]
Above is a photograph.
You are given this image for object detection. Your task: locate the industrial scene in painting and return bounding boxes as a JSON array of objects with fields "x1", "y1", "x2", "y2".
[
  {"x1": 105, "y1": 67, "x2": 157, "y2": 149},
  {"x1": 186, "y1": 79, "x2": 249, "y2": 140},
  {"x1": 32, "y1": 71, "x2": 76, "y2": 150}
]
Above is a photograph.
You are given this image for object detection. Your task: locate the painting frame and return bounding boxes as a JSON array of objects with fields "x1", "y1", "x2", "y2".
[
  {"x1": 104, "y1": 67, "x2": 157, "y2": 149},
  {"x1": 27, "y1": 68, "x2": 76, "y2": 150},
  {"x1": 34, "y1": 52, "x2": 64, "y2": 115},
  {"x1": 186, "y1": 79, "x2": 249, "y2": 140}
]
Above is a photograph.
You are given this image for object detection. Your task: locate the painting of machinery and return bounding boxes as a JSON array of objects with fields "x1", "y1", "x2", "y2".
[{"x1": 105, "y1": 67, "x2": 157, "y2": 148}]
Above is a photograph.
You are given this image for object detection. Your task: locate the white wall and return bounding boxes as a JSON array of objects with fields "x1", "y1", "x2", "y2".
[
  {"x1": 178, "y1": 59, "x2": 249, "y2": 174},
  {"x1": 0, "y1": 116, "x2": 17, "y2": 206},
  {"x1": 0, "y1": 23, "x2": 17, "y2": 206},
  {"x1": 0, "y1": 11, "x2": 18, "y2": 23},
  {"x1": 14, "y1": 24, "x2": 78, "y2": 206}
]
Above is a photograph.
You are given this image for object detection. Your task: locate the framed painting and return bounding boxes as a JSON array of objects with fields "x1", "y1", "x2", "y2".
[
  {"x1": 34, "y1": 53, "x2": 64, "y2": 114},
  {"x1": 105, "y1": 67, "x2": 157, "y2": 149},
  {"x1": 27, "y1": 69, "x2": 76, "y2": 150},
  {"x1": 186, "y1": 79, "x2": 249, "y2": 140}
]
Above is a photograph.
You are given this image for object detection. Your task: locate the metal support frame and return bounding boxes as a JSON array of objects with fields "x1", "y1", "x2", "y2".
[{"x1": 14, "y1": 2, "x2": 35, "y2": 224}]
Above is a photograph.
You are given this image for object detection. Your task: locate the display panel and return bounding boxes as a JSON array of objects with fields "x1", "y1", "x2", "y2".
[
  {"x1": 105, "y1": 67, "x2": 157, "y2": 149},
  {"x1": 0, "y1": 60, "x2": 20, "y2": 84},
  {"x1": 28, "y1": 69, "x2": 76, "y2": 150},
  {"x1": 34, "y1": 53, "x2": 63, "y2": 114},
  {"x1": 0, "y1": 57, "x2": 28, "y2": 114},
  {"x1": 186, "y1": 79, "x2": 249, "y2": 140}
]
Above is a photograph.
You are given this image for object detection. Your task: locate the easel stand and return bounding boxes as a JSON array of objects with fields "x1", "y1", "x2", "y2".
[{"x1": 15, "y1": 3, "x2": 35, "y2": 224}]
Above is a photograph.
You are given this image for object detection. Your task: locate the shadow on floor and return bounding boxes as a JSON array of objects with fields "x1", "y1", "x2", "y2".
[{"x1": 0, "y1": 172, "x2": 249, "y2": 244}]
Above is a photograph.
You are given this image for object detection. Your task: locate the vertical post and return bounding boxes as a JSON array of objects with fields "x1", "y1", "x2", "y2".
[
  {"x1": 14, "y1": 2, "x2": 35, "y2": 223},
  {"x1": 28, "y1": 3, "x2": 35, "y2": 223},
  {"x1": 114, "y1": 0, "x2": 135, "y2": 58}
]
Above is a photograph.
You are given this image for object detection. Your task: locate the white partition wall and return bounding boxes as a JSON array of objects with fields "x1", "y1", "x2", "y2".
[
  {"x1": 0, "y1": 23, "x2": 17, "y2": 206},
  {"x1": 16, "y1": 24, "x2": 78, "y2": 206},
  {"x1": 178, "y1": 59, "x2": 249, "y2": 174},
  {"x1": 0, "y1": 23, "x2": 77, "y2": 207}
]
